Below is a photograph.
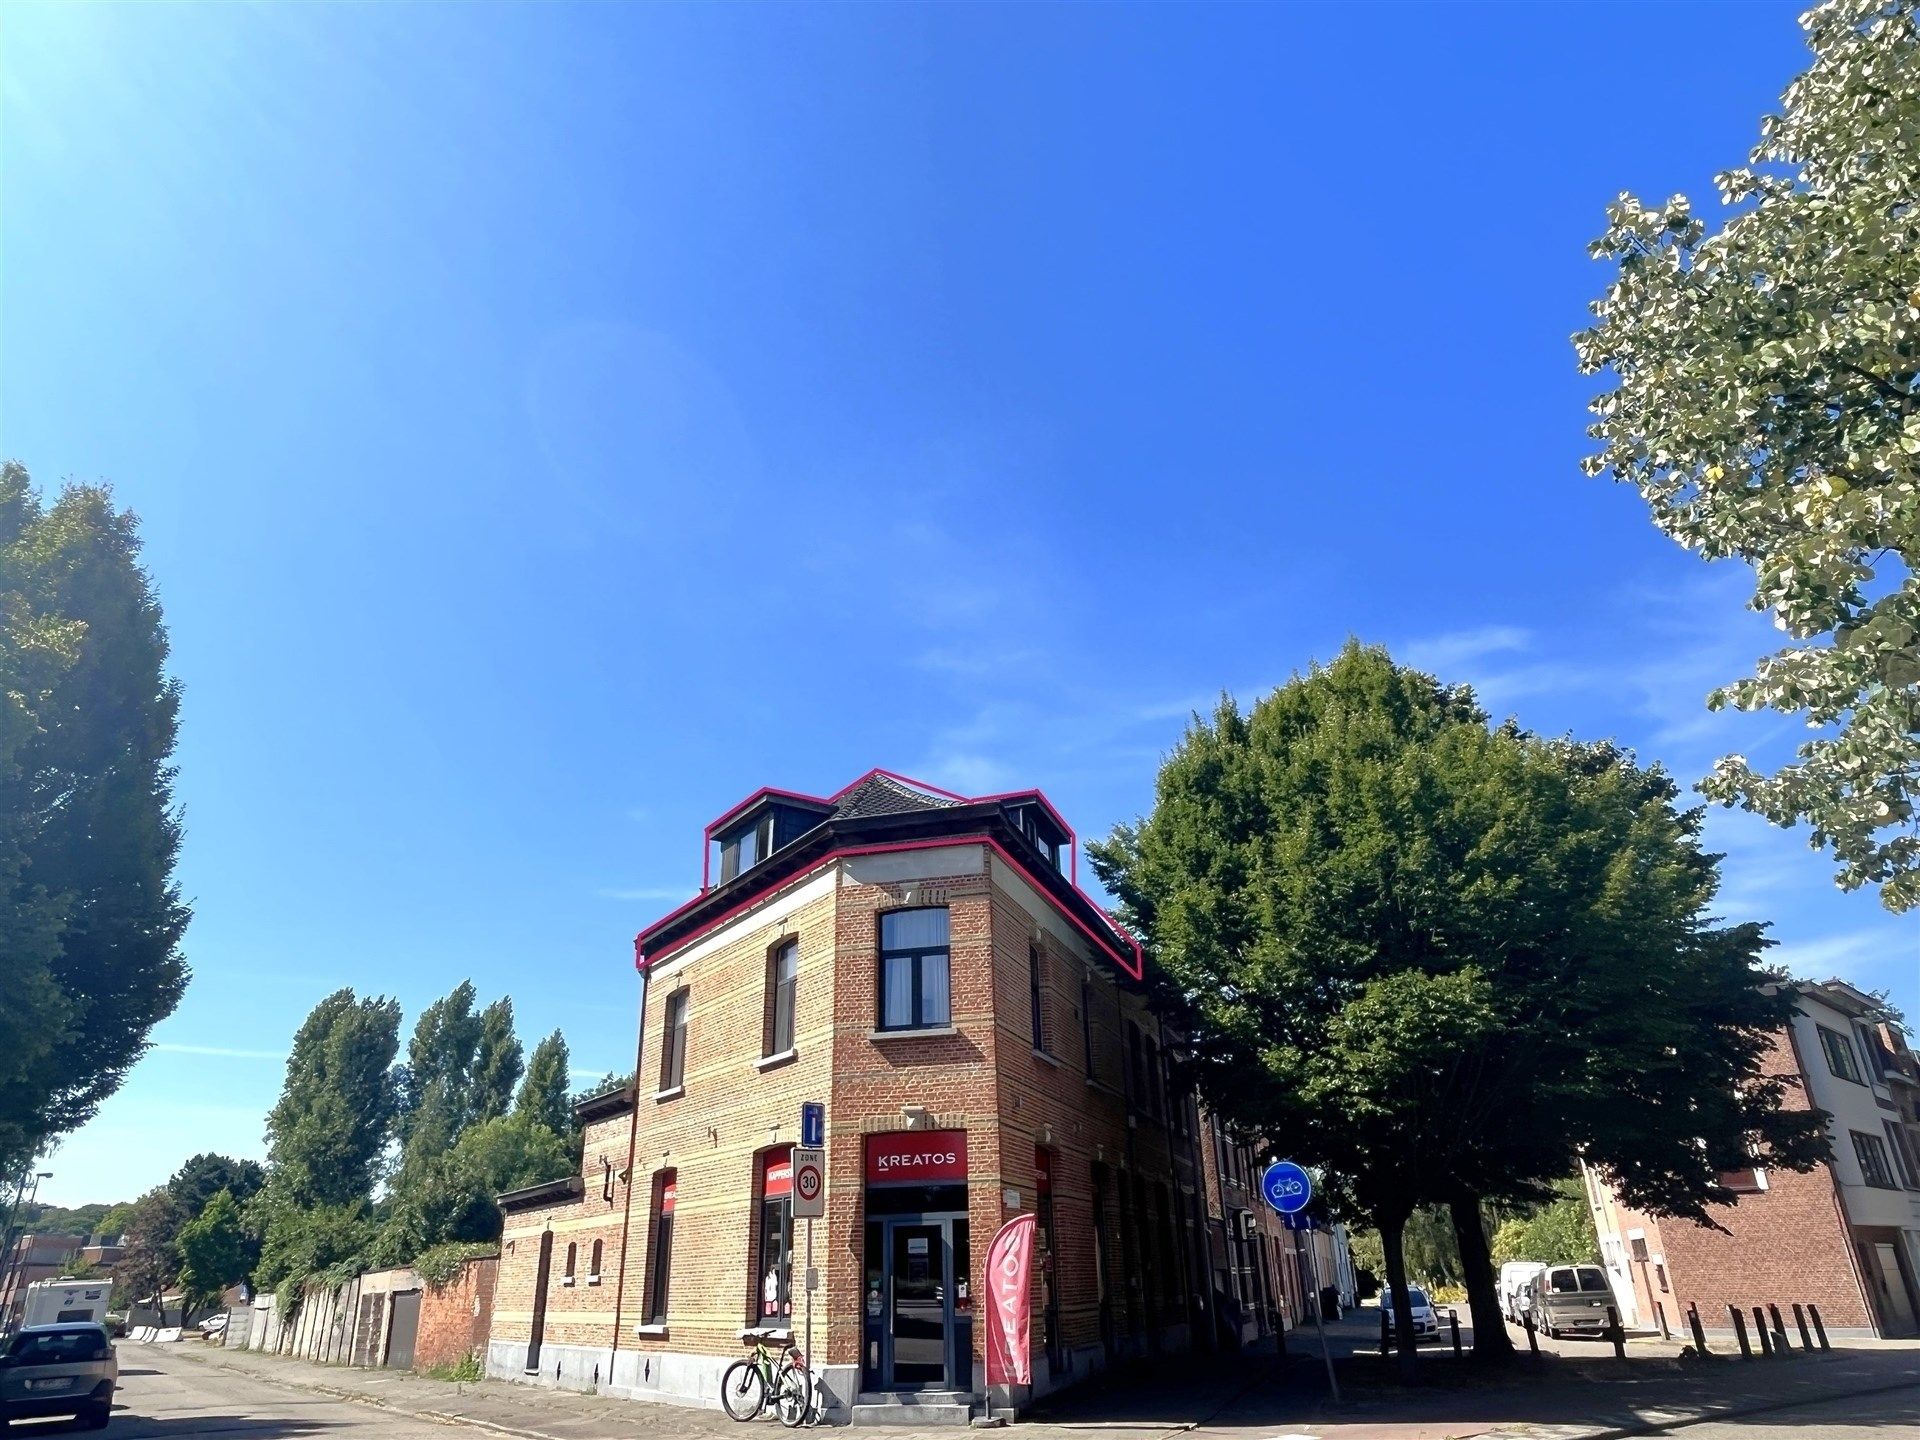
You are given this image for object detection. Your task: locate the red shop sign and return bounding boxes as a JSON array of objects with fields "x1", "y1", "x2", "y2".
[{"x1": 866, "y1": 1130, "x2": 968, "y2": 1185}]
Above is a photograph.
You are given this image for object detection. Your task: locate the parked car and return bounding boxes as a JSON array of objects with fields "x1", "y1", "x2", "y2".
[
  {"x1": 1383, "y1": 1285, "x2": 1441, "y2": 1342},
  {"x1": 0, "y1": 1321, "x2": 117, "y2": 1430},
  {"x1": 1524, "y1": 1263, "x2": 1615, "y2": 1339},
  {"x1": 1499, "y1": 1261, "x2": 1547, "y2": 1323}
]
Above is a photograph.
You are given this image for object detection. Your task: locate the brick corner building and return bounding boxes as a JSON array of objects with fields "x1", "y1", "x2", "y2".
[{"x1": 485, "y1": 770, "x2": 1350, "y2": 1422}]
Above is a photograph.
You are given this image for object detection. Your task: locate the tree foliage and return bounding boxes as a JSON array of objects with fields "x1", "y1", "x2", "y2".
[
  {"x1": 0, "y1": 464, "x2": 189, "y2": 1170},
  {"x1": 263, "y1": 990, "x2": 400, "y2": 1212},
  {"x1": 515, "y1": 1030, "x2": 572, "y2": 1136},
  {"x1": 370, "y1": 1113, "x2": 571, "y2": 1266},
  {"x1": 1091, "y1": 643, "x2": 1827, "y2": 1365},
  {"x1": 471, "y1": 997, "x2": 523, "y2": 1125},
  {"x1": 1576, "y1": 0, "x2": 1920, "y2": 910},
  {"x1": 1490, "y1": 1181, "x2": 1601, "y2": 1267},
  {"x1": 117, "y1": 1188, "x2": 184, "y2": 1305},
  {"x1": 175, "y1": 1188, "x2": 249, "y2": 1314}
]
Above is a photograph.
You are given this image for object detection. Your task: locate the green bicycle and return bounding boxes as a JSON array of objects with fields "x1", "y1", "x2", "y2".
[{"x1": 720, "y1": 1336, "x2": 812, "y2": 1426}]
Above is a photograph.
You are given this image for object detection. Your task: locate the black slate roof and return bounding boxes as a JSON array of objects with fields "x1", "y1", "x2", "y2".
[{"x1": 829, "y1": 773, "x2": 963, "y2": 821}]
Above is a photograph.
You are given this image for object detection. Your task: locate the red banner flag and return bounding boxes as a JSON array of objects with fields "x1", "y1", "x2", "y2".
[{"x1": 983, "y1": 1212, "x2": 1038, "y2": 1386}]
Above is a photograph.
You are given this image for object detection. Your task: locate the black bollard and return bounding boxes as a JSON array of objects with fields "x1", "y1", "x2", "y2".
[
  {"x1": 1450, "y1": 1310, "x2": 1461, "y2": 1358},
  {"x1": 1607, "y1": 1306, "x2": 1625, "y2": 1359},
  {"x1": 1793, "y1": 1303, "x2": 1814, "y2": 1352},
  {"x1": 1687, "y1": 1302, "x2": 1710, "y2": 1356},
  {"x1": 1808, "y1": 1304, "x2": 1831, "y2": 1351},
  {"x1": 1524, "y1": 1310, "x2": 1539, "y2": 1356},
  {"x1": 1768, "y1": 1304, "x2": 1791, "y2": 1353},
  {"x1": 1752, "y1": 1308, "x2": 1774, "y2": 1357},
  {"x1": 1730, "y1": 1305, "x2": 1753, "y2": 1358}
]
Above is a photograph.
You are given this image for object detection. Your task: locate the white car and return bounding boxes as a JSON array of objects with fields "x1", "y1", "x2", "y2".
[
  {"x1": 1499, "y1": 1261, "x2": 1547, "y2": 1323},
  {"x1": 1384, "y1": 1285, "x2": 1441, "y2": 1342}
]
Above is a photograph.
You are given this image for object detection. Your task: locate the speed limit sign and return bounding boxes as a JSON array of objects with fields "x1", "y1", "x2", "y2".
[{"x1": 791, "y1": 1146, "x2": 826, "y2": 1218}]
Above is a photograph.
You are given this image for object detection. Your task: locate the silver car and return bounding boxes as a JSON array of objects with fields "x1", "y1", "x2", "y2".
[
  {"x1": 1526, "y1": 1263, "x2": 1615, "y2": 1339},
  {"x1": 0, "y1": 1322, "x2": 117, "y2": 1429}
]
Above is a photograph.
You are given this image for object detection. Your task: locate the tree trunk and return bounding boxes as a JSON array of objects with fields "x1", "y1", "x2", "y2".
[
  {"x1": 1448, "y1": 1191, "x2": 1512, "y2": 1360},
  {"x1": 1378, "y1": 1211, "x2": 1419, "y2": 1382}
]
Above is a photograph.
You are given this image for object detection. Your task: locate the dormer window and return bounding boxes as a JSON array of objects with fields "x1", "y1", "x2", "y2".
[
  {"x1": 718, "y1": 813, "x2": 776, "y2": 884},
  {"x1": 1005, "y1": 802, "x2": 1066, "y2": 873}
]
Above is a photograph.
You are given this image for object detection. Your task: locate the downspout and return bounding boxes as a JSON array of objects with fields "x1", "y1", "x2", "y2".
[{"x1": 609, "y1": 943, "x2": 651, "y2": 1359}]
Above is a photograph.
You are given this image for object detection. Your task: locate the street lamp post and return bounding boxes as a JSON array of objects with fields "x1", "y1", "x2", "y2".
[{"x1": 0, "y1": 1171, "x2": 53, "y2": 1336}]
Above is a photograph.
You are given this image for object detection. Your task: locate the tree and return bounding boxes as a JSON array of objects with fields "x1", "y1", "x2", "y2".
[
  {"x1": 397, "y1": 981, "x2": 484, "y2": 1168},
  {"x1": 166, "y1": 1154, "x2": 266, "y2": 1218},
  {"x1": 117, "y1": 1188, "x2": 184, "y2": 1306},
  {"x1": 175, "y1": 1189, "x2": 248, "y2": 1320},
  {"x1": 262, "y1": 990, "x2": 400, "y2": 1213},
  {"x1": 1490, "y1": 1181, "x2": 1600, "y2": 1267},
  {"x1": 0, "y1": 464, "x2": 190, "y2": 1171},
  {"x1": 371, "y1": 1113, "x2": 572, "y2": 1265},
  {"x1": 471, "y1": 998, "x2": 523, "y2": 1125},
  {"x1": 1575, "y1": 0, "x2": 1920, "y2": 911},
  {"x1": 514, "y1": 1030, "x2": 571, "y2": 1136},
  {"x1": 1092, "y1": 644, "x2": 1825, "y2": 1372}
]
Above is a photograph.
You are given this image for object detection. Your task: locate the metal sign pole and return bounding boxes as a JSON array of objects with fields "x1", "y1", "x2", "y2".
[
  {"x1": 804, "y1": 1217, "x2": 816, "y2": 1424},
  {"x1": 1303, "y1": 1235, "x2": 1339, "y2": 1404}
]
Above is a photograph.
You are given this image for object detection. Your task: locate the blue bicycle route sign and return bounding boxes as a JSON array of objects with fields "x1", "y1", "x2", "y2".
[{"x1": 1260, "y1": 1160, "x2": 1313, "y2": 1215}]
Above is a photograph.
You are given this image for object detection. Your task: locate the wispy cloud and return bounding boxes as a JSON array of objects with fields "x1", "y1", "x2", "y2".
[
  {"x1": 1401, "y1": 624, "x2": 1533, "y2": 675},
  {"x1": 152, "y1": 1043, "x2": 284, "y2": 1060},
  {"x1": 1766, "y1": 929, "x2": 1898, "y2": 982},
  {"x1": 596, "y1": 885, "x2": 692, "y2": 902}
]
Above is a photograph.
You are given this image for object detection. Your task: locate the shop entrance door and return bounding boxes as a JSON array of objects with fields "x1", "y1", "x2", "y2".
[{"x1": 866, "y1": 1213, "x2": 970, "y2": 1391}]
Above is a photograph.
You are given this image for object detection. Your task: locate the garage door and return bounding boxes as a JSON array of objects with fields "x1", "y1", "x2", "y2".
[{"x1": 385, "y1": 1289, "x2": 422, "y2": 1369}]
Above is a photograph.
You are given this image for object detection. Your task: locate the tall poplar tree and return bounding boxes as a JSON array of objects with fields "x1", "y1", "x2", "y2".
[
  {"x1": 0, "y1": 464, "x2": 189, "y2": 1170},
  {"x1": 514, "y1": 1031, "x2": 571, "y2": 1135},
  {"x1": 471, "y1": 997, "x2": 523, "y2": 1125}
]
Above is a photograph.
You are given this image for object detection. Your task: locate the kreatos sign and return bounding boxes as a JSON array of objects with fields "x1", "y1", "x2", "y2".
[
  {"x1": 864, "y1": 1130, "x2": 968, "y2": 1185},
  {"x1": 983, "y1": 1212, "x2": 1037, "y2": 1387}
]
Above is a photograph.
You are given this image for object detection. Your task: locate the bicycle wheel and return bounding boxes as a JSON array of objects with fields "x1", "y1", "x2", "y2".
[
  {"x1": 774, "y1": 1361, "x2": 812, "y2": 1428},
  {"x1": 720, "y1": 1358, "x2": 767, "y2": 1421}
]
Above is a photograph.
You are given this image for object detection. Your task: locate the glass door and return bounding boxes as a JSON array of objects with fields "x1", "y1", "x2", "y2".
[{"x1": 889, "y1": 1222, "x2": 947, "y2": 1387}]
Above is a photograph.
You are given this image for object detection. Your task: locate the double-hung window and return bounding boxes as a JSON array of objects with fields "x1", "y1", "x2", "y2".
[
  {"x1": 767, "y1": 941, "x2": 798, "y2": 1057},
  {"x1": 646, "y1": 1171, "x2": 676, "y2": 1323},
  {"x1": 1883, "y1": 1120, "x2": 1920, "y2": 1189},
  {"x1": 1851, "y1": 1129, "x2": 1898, "y2": 1188},
  {"x1": 659, "y1": 990, "x2": 689, "y2": 1093},
  {"x1": 755, "y1": 1151, "x2": 794, "y2": 1323},
  {"x1": 878, "y1": 908, "x2": 950, "y2": 1030},
  {"x1": 1819, "y1": 1025, "x2": 1865, "y2": 1084}
]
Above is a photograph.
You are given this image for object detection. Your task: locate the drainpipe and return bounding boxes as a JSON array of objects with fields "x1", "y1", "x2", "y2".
[{"x1": 609, "y1": 951, "x2": 650, "y2": 1361}]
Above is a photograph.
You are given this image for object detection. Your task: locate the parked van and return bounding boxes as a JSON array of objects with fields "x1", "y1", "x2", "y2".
[
  {"x1": 1498, "y1": 1262, "x2": 1546, "y2": 1323},
  {"x1": 1524, "y1": 1263, "x2": 1615, "y2": 1338},
  {"x1": 18, "y1": 1280, "x2": 111, "y2": 1332}
]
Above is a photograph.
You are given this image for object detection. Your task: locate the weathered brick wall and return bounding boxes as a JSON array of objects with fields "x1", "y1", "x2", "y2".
[{"x1": 415, "y1": 1256, "x2": 498, "y2": 1371}]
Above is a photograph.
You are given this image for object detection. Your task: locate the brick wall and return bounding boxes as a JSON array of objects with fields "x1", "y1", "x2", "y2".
[{"x1": 415, "y1": 1256, "x2": 498, "y2": 1372}]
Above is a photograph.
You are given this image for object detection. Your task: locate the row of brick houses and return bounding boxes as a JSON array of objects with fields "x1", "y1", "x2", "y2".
[
  {"x1": 484, "y1": 771, "x2": 1353, "y2": 1424},
  {"x1": 1585, "y1": 977, "x2": 1920, "y2": 1341}
]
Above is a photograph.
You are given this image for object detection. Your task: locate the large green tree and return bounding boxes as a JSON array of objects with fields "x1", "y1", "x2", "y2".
[
  {"x1": 117, "y1": 1187, "x2": 184, "y2": 1307},
  {"x1": 1575, "y1": 0, "x2": 1920, "y2": 911},
  {"x1": 370, "y1": 1112, "x2": 571, "y2": 1265},
  {"x1": 514, "y1": 1030, "x2": 571, "y2": 1136},
  {"x1": 261, "y1": 989, "x2": 399, "y2": 1216},
  {"x1": 471, "y1": 997, "x2": 523, "y2": 1125},
  {"x1": 394, "y1": 981, "x2": 485, "y2": 1192},
  {"x1": 1092, "y1": 645, "x2": 1823, "y2": 1371},
  {"x1": 175, "y1": 1188, "x2": 248, "y2": 1321},
  {"x1": 0, "y1": 464, "x2": 189, "y2": 1170}
]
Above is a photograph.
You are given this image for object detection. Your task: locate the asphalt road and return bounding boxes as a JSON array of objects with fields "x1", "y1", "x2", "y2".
[
  {"x1": 1627, "y1": 1383, "x2": 1920, "y2": 1437},
  {"x1": 13, "y1": 1350, "x2": 461, "y2": 1439}
]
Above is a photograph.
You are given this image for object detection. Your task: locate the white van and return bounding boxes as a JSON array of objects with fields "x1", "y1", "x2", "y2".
[
  {"x1": 1498, "y1": 1262, "x2": 1546, "y2": 1323},
  {"x1": 19, "y1": 1279, "x2": 112, "y2": 1331}
]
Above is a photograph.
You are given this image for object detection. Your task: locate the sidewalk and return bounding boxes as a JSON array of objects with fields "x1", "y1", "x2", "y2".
[{"x1": 146, "y1": 1326, "x2": 1920, "y2": 1440}]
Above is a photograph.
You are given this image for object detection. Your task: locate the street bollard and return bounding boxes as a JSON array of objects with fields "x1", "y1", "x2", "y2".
[
  {"x1": 1380, "y1": 1306, "x2": 1391, "y2": 1356},
  {"x1": 1768, "y1": 1304, "x2": 1791, "y2": 1353},
  {"x1": 1730, "y1": 1305, "x2": 1752, "y2": 1358},
  {"x1": 1449, "y1": 1310, "x2": 1461, "y2": 1358},
  {"x1": 1793, "y1": 1303, "x2": 1814, "y2": 1352},
  {"x1": 1687, "y1": 1302, "x2": 1711, "y2": 1357},
  {"x1": 1653, "y1": 1301, "x2": 1670, "y2": 1340},
  {"x1": 1808, "y1": 1304, "x2": 1831, "y2": 1351},
  {"x1": 1752, "y1": 1308, "x2": 1774, "y2": 1357},
  {"x1": 1606, "y1": 1306, "x2": 1625, "y2": 1359},
  {"x1": 1523, "y1": 1310, "x2": 1539, "y2": 1356}
]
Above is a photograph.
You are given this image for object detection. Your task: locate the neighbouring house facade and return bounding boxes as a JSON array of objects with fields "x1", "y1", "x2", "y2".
[
  {"x1": 1585, "y1": 977, "x2": 1920, "y2": 1340},
  {"x1": 486, "y1": 770, "x2": 1329, "y2": 1423}
]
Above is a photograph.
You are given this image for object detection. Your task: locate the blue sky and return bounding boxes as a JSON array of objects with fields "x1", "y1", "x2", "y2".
[{"x1": 3, "y1": 2, "x2": 1912, "y2": 1207}]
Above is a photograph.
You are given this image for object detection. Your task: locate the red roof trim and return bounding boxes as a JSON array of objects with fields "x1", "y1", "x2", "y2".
[{"x1": 636, "y1": 834, "x2": 1143, "y2": 982}]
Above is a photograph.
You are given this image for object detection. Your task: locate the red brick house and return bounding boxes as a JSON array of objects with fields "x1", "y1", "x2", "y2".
[
  {"x1": 486, "y1": 771, "x2": 1325, "y2": 1423},
  {"x1": 1585, "y1": 978, "x2": 1920, "y2": 1341}
]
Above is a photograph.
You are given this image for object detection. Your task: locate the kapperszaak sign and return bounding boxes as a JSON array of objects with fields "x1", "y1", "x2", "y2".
[{"x1": 865, "y1": 1129, "x2": 969, "y2": 1184}]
